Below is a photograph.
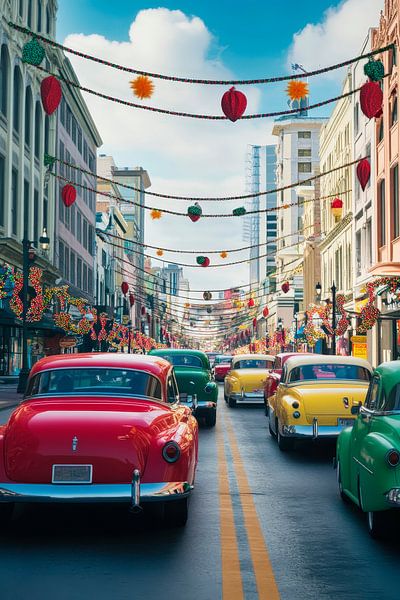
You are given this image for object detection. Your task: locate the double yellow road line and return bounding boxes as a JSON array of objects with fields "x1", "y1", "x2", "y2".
[{"x1": 217, "y1": 416, "x2": 280, "y2": 600}]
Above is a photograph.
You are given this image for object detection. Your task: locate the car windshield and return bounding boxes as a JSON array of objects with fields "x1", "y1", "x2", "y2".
[
  {"x1": 234, "y1": 359, "x2": 273, "y2": 369},
  {"x1": 26, "y1": 368, "x2": 162, "y2": 399},
  {"x1": 215, "y1": 356, "x2": 233, "y2": 364},
  {"x1": 288, "y1": 364, "x2": 371, "y2": 383},
  {"x1": 161, "y1": 354, "x2": 203, "y2": 368}
]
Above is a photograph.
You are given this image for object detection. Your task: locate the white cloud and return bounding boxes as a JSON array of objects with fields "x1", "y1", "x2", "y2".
[
  {"x1": 64, "y1": 8, "x2": 272, "y2": 295},
  {"x1": 288, "y1": 0, "x2": 384, "y2": 75}
]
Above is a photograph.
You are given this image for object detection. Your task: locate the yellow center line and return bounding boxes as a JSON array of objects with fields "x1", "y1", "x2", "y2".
[
  {"x1": 224, "y1": 415, "x2": 281, "y2": 600},
  {"x1": 217, "y1": 423, "x2": 244, "y2": 600}
]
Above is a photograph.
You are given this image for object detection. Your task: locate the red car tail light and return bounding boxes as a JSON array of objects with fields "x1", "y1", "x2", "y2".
[
  {"x1": 162, "y1": 441, "x2": 181, "y2": 463},
  {"x1": 386, "y1": 449, "x2": 400, "y2": 467}
]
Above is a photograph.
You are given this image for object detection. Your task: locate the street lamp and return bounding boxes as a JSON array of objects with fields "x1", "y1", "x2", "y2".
[
  {"x1": 315, "y1": 281, "x2": 337, "y2": 356},
  {"x1": 315, "y1": 281, "x2": 322, "y2": 300},
  {"x1": 17, "y1": 228, "x2": 51, "y2": 393}
]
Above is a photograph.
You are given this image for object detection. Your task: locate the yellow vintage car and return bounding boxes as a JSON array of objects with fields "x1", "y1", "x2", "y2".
[
  {"x1": 268, "y1": 355, "x2": 373, "y2": 450},
  {"x1": 224, "y1": 353, "x2": 275, "y2": 408}
]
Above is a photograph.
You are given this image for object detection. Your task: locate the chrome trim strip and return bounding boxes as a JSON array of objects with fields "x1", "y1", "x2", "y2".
[
  {"x1": 313, "y1": 417, "x2": 318, "y2": 439},
  {"x1": 282, "y1": 424, "x2": 350, "y2": 438},
  {"x1": 0, "y1": 481, "x2": 193, "y2": 504},
  {"x1": 131, "y1": 469, "x2": 140, "y2": 510},
  {"x1": 352, "y1": 456, "x2": 374, "y2": 475}
]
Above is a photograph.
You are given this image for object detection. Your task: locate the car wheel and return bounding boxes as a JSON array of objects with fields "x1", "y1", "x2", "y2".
[
  {"x1": 277, "y1": 421, "x2": 294, "y2": 451},
  {"x1": 367, "y1": 510, "x2": 391, "y2": 539},
  {"x1": 264, "y1": 400, "x2": 269, "y2": 417},
  {"x1": 0, "y1": 503, "x2": 14, "y2": 526},
  {"x1": 228, "y1": 396, "x2": 236, "y2": 408},
  {"x1": 205, "y1": 410, "x2": 217, "y2": 427},
  {"x1": 164, "y1": 497, "x2": 188, "y2": 527},
  {"x1": 337, "y1": 462, "x2": 350, "y2": 503},
  {"x1": 224, "y1": 391, "x2": 228, "y2": 402}
]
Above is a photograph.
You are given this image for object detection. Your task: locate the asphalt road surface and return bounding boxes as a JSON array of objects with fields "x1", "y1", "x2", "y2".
[{"x1": 1, "y1": 387, "x2": 400, "y2": 600}]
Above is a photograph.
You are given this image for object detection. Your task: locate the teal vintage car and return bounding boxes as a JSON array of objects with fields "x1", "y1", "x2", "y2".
[
  {"x1": 149, "y1": 349, "x2": 218, "y2": 427},
  {"x1": 336, "y1": 361, "x2": 400, "y2": 538}
]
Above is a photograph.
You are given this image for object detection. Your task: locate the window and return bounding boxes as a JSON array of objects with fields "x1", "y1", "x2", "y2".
[
  {"x1": 77, "y1": 258, "x2": 82, "y2": 288},
  {"x1": 43, "y1": 194, "x2": 48, "y2": 229},
  {"x1": 298, "y1": 162, "x2": 312, "y2": 173},
  {"x1": 0, "y1": 155, "x2": 4, "y2": 227},
  {"x1": 83, "y1": 262, "x2": 88, "y2": 292},
  {"x1": 33, "y1": 189, "x2": 39, "y2": 245},
  {"x1": 167, "y1": 376, "x2": 179, "y2": 403},
  {"x1": 19, "y1": 0, "x2": 23, "y2": 16},
  {"x1": 356, "y1": 230, "x2": 362, "y2": 277},
  {"x1": 298, "y1": 148, "x2": 311, "y2": 157},
  {"x1": 83, "y1": 218, "x2": 88, "y2": 249},
  {"x1": 34, "y1": 102, "x2": 42, "y2": 158},
  {"x1": 37, "y1": 0, "x2": 42, "y2": 31},
  {"x1": 378, "y1": 117, "x2": 384, "y2": 143},
  {"x1": 77, "y1": 128, "x2": 82, "y2": 153},
  {"x1": 77, "y1": 211, "x2": 82, "y2": 242},
  {"x1": 70, "y1": 252, "x2": 75, "y2": 284},
  {"x1": 88, "y1": 267, "x2": 93, "y2": 295},
  {"x1": 393, "y1": 165, "x2": 399, "y2": 238},
  {"x1": 366, "y1": 220, "x2": 372, "y2": 267},
  {"x1": 64, "y1": 247, "x2": 69, "y2": 280},
  {"x1": 24, "y1": 87, "x2": 32, "y2": 146},
  {"x1": 11, "y1": 168, "x2": 18, "y2": 235},
  {"x1": 59, "y1": 141, "x2": 64, "y2": 176},
  {"x1": 60, "y1": 98, "x2": 66, "y2": 127},
  {"x1": 44, "y1": 115, "x2": 49, "y2": 154},
  {"x1": 13, "y1": 67, "x2": 22, "y2": 134},
  {"x1": 379, "y1": 179, "x2": 386, "y2": 246},
  {"x1": 0, "y1": 46, "x2": 9, "y2": 117},
  {"x1": 59, "y1": 240, "x2": 65, "y2": 275},
  {"x1": 365, "y1": 377, "x2": 380, "y2": 411},
  {"x1": 88, "y1": 226, "x2": 94, "y2": 255},
  {"x1": 27, "y1": 0, "x2": 32, "y2": 27},
  {"x1": 392, "y1": 95, "x2": 398, "y2": 126},
  {"x1": 46, "y1": 4, "x2": 51, "y2": 34},
  {"x1": 70, "y1": 204, "x2": 75, "y2": 236},
  {"x1": 289, "y1": 364, "x2": 371, "y2": 383},
  {"x1": 354, "y1": 102, "x2": 359, "y2": 135},
  {"x1": 298, "y1": 131, "x2": 311, "y2": 139}
]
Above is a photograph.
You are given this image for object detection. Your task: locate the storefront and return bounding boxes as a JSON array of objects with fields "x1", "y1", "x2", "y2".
[{"x1": 376, "y1": 288, "x2": 400, "y2": 364}]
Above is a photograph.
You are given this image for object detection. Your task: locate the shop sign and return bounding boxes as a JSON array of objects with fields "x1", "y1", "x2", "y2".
[
  {"x1": 122, "y1": 315, "x2": 130, "y2": 325},
  {"x1": 59, "y1": 336, "x2": 77, "y2": 349},
  {"x1": 351, "y1": 335, "x2": 367, "y2": 360},
  {"x1": 383, "y1": 289, "x2": 400, "y2": 313}
]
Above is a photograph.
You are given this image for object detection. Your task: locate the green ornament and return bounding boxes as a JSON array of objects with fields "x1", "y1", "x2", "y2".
[
  {"x1": 22, "y1": 37, "x2": 45, "y2": 66},
  {"x1": 187, "y1": 203, "x2": 202, "y2": 216},
  {"x1": 364, "y1": 58, "x2": 384, "y2": 82},
  {"x1": 44, "y1": 154, "x2": 56, "y2": 168},
  {"x1": 232, "y1": 206, "x2": 246, "y2": 216},
  {"x1": 196, "y1": 256, "x2": 206, "y2": 265}
]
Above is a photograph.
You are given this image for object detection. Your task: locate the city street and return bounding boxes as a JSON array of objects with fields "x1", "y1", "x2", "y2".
[{"x1": 1, "y1": 386, "x2": 400, "y2": 600}]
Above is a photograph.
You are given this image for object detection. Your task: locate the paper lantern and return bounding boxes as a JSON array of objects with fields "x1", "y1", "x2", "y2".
[
  {"x1": 41, "y1": 75, "x2": 62, "y2": 115},
  {"x1": 356, "y1": 158, "x2": 371, "y2": 191},
  {"x1": 263, "y1": 306, "x2": 269, "y2": 318},
  {"x1": 248, "y1": 298, "x2": 255, "y2": 308},
  {"x1": 187, "y1": 202, "x2": 202, "y2": 222},
  {"x1": 129, "y1": 293, "x2": 135, "y2": 307},
  {"x1": 61, "y1": 184, "x2": 76, "y2": 207},
  {"x1": 130, "y1": 75, "x2": 154, "y2": 99},
  {"x1": 331, "y1": 198, "x2": 343, "y2": 218},
  {"x1": 22, "y1": 38, "x2": 45, "y2": 66},
  {"x1": 253, "y1": 318, "x2": 257, "y2": 328},
  {"x1": 364, "y1": 58, "x2": 384, "y2": 82},
  {"x1": 286, "y1": 80, "x2": 309, "y2": 101},
  {"x1": 121, "y1": 281, "x2": 129, "y2": 296},
  {"x1": 221, "y1": 87, "x2": 247, "y2": 122},
  {"x1": 141, "y1": 306, "x2": 146, "y2": 316},
  {"x1": 360, "y1": 81, "x2": 383, "y2": 119},
  {"x1": 281, "y1": 281, "x2": 290, "y2": 294}
]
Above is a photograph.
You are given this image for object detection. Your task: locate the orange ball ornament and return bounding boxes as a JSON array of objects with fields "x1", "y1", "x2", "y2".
[
  {"x1": 220, "y1": 251, "x2": 228, "y2": 259},
  {"x1": 286, "y1": 80, "x2": 309, "y2": 101},
  {"x1": 130, "y1": 75, "x2": 154, "y2": 100},
  {"x1": 150, "y1": 209, "x2": 162, "y2": 220},
  {"x1": 156, "y1": 249, "x2": 164, "y2": 257}
]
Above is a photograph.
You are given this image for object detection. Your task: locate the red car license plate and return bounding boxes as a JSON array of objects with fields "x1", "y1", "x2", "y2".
[{"x1": 52, "y1": 464, "x2": 93, "y2": 484}]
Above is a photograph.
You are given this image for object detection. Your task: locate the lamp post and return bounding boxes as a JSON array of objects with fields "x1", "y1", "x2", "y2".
[
  {"x1": 315, "y1": 281, "x2": 337, "y2": 355},
  {"x1": 293, "y1": 313, "x2": 298, "y2": 352},
  {"x1": 17, "y1": 228, "x2": 51, "y2": 393}
]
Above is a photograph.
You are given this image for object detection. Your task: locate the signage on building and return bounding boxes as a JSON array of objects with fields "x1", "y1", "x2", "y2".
[
  {"x1": 59, "y1": 336, "x2": 77, "y2": 349},
  {"x1": 122, "y1": 315, "x2": 130, "y2": 325},
  {"x1": 351, "y1": 335, "x2": 367, "y2": 360},
  {"x1": 382, "y1": 289, "x2": 400, "y2": 313}
]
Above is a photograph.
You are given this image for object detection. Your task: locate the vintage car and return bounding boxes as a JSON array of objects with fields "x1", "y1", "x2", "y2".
[
  {"x1": 268, "y1": 355, "x2": 372, "y2": 451},
  {"x1": 149, "y1": 349, "x2": 218, "y2": 427},
  {"x1": 213, "y1": 355, "x2": 233, "y2": 382},
  {"x1": 0, "y1": 353, "x2": 198, "y2": 527},
  {"x1": 336, "y1": 361, "x2": 400, "y2": 538},
  {"x1": 263, "y1": 352, "x2": 312, "y2": 415},
  {"x1": 224, "y1": 353, "x2": 275, "y2": 408}
]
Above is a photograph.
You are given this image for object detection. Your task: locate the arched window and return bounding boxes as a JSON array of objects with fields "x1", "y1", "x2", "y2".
[
  {"x1": 27, "y1": 0, "x2": 32, "y2": 27},
  {"x1": 392, "y1": 95, "x2": 398, "y2": 126},
  {"x1": 34, "y1": 101, "x2": 42, "y2": 158},
  {"x1": 37, "y1": 1, "x2": 42, "y2": 32},
  {"x1": 44, "y1": 114, "x2": 50, "y2": 154},
  {"x1": 24, "y1": 87, "x2": 32, "y2": 146},
  {"x1": 13, "y1": 67, "x2": 22, "y2": 134},
  {"x1": 46, "y1": 4, "x2": 51, "y2": 35},
  {"x1": 0, "y1": 45, "x2": 9, "y2": 117}
]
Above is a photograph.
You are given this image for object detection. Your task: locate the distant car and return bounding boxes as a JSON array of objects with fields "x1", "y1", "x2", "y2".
[
  {"x1": 0, "y1": 353, "x2": 198, "y2": 527},
  {"x1": 268, "y1": 355, "x2": 372, "y2": 451},
  {"x1": 149, "y1": 349, "x2": 218, "y2": 427},
  {"x1": 336, "y1": 361, "x2": 400, "y2": 538},
  {"x1": 224, "y1": 354, "x2": 275, "y2": 408},
  {"x1": 206, "y1": 352, "x2": 218, "y2": 368},
  {"x1": 214, "y1": 355, "x2": 233, "y2": 381},
  {"x1": 263, "y1": 352, "x2": 312, "y2": 415}
]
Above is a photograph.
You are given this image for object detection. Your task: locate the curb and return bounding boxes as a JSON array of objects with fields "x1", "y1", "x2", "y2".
[{"x1": 0, "y1": 403, "x2": 20, "y2": 411}]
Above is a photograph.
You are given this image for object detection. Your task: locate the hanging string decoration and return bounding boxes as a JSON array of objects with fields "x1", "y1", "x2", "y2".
[
  {"x1": 286, "y1": 80, "x2": 309, "y2": 101},
  {"x1": 364, "y1": 58, "x2": 385, "y2": 82},
  {"x1": 26, "y1": 267, "x2": 44, "y2": 322},
  {"x1": 221, "y1": 87, "x2": 247, "y2": 122},
  {"x1": 331, "y1": 198, "x2": 343, "y2": 218},
  {"x1": 62, "y1": 183, "x2": 77, "y2": 207},
  {"x1": 22, "y1": 37, "x2": 45, "y2": 66},
  {"x1": 356, "y1": 158, "x2": 371, "y2": 191},
  {"x1": 40, "y1": 75, "x2": 62, "y2": 115},
  {"x1": 360, "y1": 81, "x2": 383, "y2": 118},
  {"x1": 356, "y1": 277, "x2": 400, "y2": 333},
  {"x1": 130, "y1": 75, "x2": 154, "y2": 99},
  {"x1": 233, "y1": 206, "x2": 247, "y2": 216},
  {"x1": 9, "y1": 273, "x2": 23, "y2": 317},
  {"x1": 187, "y1": 202, "x2": 202, "y2": 222},
  {"x1": 150, "y1": 209, "x2": 162, "y2": 219}
]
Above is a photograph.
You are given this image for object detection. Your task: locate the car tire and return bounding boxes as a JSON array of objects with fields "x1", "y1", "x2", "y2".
[
  {"x1": 228, "y1": 396, "x2": 236, "y2": 408},
  {"x1": 337, "y1": 462, "x2": 350, "y2": 503},
  {"x1": 164, "y1": 497, "x2": 188, "y2": 527},
  {"x1": 205, "y1": 410, "x2": 217, "y2": 427},
  {"x1": 264, "y1": 400, "x2": 269, "y2": 417},
  {"x1": 224, "y1": 391, "x2": 228, "y2": 402},
  {"x1": 367, "y1": 510, "x2": 392, "y2": 540},
  {"x1": 277, "y1": 421, "x2": 294, "y2": 451}
]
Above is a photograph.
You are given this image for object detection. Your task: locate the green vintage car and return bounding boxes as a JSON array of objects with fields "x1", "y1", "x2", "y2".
[
  {"x1": 336, "y1": 361, "x2": 400, "y2": 538},
  {"x1": 149, "y1": 349, "x2": 218, "y2": 427}
]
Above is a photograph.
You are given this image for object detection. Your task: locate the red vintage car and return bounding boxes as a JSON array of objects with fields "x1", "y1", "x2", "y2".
[
  {"x1": 263, "y1": 352, "x2": 312, "y2": 415},
  {"x1": 213, "y1": 355, "x2": 233, "y2": 381},
  {"x1": 0, "y1": 353, "x2": 198, "y2": 526}
]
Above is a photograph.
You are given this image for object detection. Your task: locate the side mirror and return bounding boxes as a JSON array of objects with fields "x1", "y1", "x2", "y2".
[{"x1": 351, "y1": 401, "x2": 362, "y2": 415}]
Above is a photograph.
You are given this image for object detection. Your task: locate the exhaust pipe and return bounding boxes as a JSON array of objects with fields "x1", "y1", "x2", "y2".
[{"x1": 130, "y1": 469, "x2": 143, "y2": 513}]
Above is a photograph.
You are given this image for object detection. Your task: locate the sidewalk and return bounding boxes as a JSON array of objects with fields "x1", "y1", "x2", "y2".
[{"x1": 0, "y1": 384, "x2": 23, "y2": 410}]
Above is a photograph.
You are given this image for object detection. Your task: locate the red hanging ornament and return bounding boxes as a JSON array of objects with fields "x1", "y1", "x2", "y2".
[
  {"x1": 40, "y1": 75, "x2": 62, "y2": 115},
  {"x1": 221, "y1": 87, "x2": 247, "y2": 122},
  {"x1": 129, "y1": 293, "x2": 135, "y2": 307},
  {"x1": 263, "y1": 306, "x2": 269, "y2": 318},
  {"x1": 248, "y1": 298, "x2": 255, "y2": 308},
  {"x1": 360, "y1": 81, "x2": 383, "y2": 119},
  {"x1": 199, "y1": 257, "x2": 210, "y2": 267},
  {"x1": 61, "y1": 183, "x2": 77, "y2": 207},
  {"x1": 121, "y1": 281, "x2": 129, "y2": 296},
  {"x1": 141, "y1": 306, "x2": 146, "y2": 316},
  {"x1": 281, "y1": 281, "x2": 290, "y2": 294},
  {"x1": 331, "y1": 198, "x2": 343, "y2": 218},
  {"x1": 253, "y1": 318, "x2": 257, "y2": 328},
  {"x1": 187, "y1": 202, "x2": 202, "y2": 222},
  {"x1": 356, "y1": 158, "x2": 371, "y2": 191}
]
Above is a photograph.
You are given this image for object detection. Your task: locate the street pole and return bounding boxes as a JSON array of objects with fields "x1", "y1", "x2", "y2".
[
  {"x1": 17, "y1": 239, "x2": 31, "y2": 393},
  {"x1": 331, "y1": 281, "x2": 337, "y2": 356},
  {"x1": 128, "y1": 322, "x2": 132, "y2": 354}
]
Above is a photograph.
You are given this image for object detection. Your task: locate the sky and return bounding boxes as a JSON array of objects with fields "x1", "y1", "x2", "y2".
[{"x1": 57, "y1": 0, "x2": 384, "y2": 296}]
